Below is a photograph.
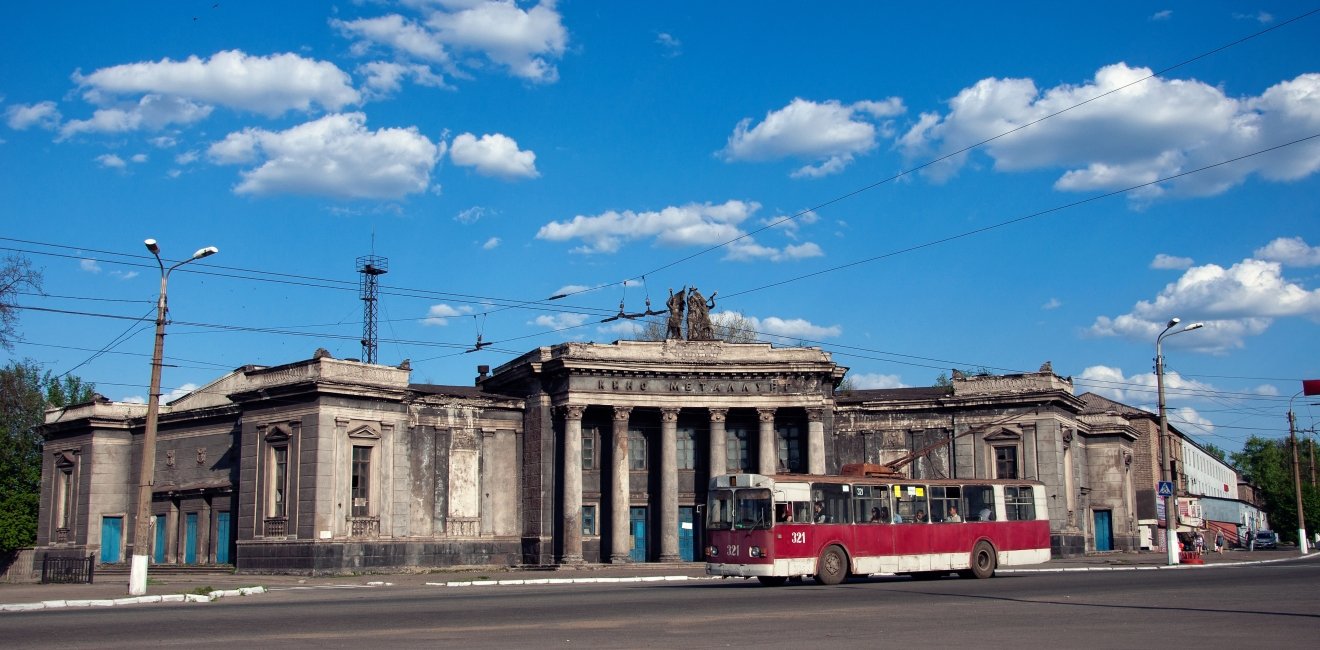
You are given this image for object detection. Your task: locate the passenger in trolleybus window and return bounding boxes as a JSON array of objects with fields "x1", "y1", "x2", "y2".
[{"x1": 947, "y1": 505, "x2": 962, "y2": 522}]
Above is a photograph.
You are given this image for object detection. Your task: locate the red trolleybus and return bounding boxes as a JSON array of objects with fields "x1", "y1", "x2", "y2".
[{"x1": 704, "y1": 469, "x2": 1050, "y2": 585}]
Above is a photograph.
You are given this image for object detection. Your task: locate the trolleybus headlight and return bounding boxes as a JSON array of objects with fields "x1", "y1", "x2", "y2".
[
  {"x1": 749, "y1": 546, "x2": 763, "y2": 558},
  {"x1": 706, "y1": 545, "x2": 718, "y2": 557}
]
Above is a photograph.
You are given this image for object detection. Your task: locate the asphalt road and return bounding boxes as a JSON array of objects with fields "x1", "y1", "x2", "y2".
[{"x1": 4, "y1": 561, "x2": 1318, "y2": 648}]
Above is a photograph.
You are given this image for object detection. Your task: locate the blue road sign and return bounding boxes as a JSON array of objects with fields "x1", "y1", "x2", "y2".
[{"x1": 1158, "y1": 481, "x2": 1174, "y2": 497}]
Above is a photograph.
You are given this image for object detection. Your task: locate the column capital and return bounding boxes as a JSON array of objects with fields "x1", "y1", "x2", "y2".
[
  {"x1": 757, "y1": 407, "x2": 777, "y2": 423},
  {"x1": 806, "y1": 407, "x2": 825, "y2": 422},
  {"x1": 660, "y1": 407, "x2": 680, "y2": 423},
  {"x1": 613, "y1": 405, "x2": 633, "y2": 422},
  {"x1": 707, "y1": 408, "x2": 728, "y2": 423},
  {"x1": 561, "y1": 404, "x2": 587, "y2": 421}
]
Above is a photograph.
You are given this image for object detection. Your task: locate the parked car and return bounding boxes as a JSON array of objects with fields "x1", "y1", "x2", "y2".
[{"x1": 1253, "y1": 531, "x2": 1278, "y2": 549}]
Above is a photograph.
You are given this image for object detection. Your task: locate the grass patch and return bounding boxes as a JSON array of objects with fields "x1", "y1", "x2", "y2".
[{"x1": 187, "y1": 585, "x2": 215, "y2": 596}]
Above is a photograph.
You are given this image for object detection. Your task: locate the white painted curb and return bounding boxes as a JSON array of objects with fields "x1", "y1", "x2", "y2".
[{"x1": 0, "y1": 584, "x2": 270, "y2": 612}]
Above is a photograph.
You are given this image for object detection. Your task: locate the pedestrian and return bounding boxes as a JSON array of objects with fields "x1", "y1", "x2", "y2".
[
  {"x1": 1215, "y1": 532, "x2": 1224, "y2": 554},
  {"x1": 1194, "y1": 531, "x2": 1204, "y2": 553}
]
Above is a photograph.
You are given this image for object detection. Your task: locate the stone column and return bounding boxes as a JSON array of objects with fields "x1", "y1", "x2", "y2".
[
  {"x1": 610, "y1": 406, "x2": 633, "y2": 564},
  {"x1": 708, "y1": 408, "x2": 728, "y2": 478},
  {"x1": 758, "y1": 408, "x2": 777, "y2": 475},
  {"x1": 807, "y1": 408, "x2": 826, "y2": 475},
  {"x1": 561, "y1": 405, "x2": 586, "y2": 564},
  {"x1": 658, "y1": 407, "x2": 680, "y2": 562}
]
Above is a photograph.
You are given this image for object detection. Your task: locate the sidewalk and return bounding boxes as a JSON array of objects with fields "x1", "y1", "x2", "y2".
[{"x1": 3, "y1": 549, "x2": 1314, "y2": 612}]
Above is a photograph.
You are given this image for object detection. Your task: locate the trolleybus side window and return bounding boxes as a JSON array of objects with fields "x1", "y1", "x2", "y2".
[
  {"x1": 929, "y1": 486, "x2": 962, "y2": 523},
  {"x1": 893, "y1": 484, "x2": 929, "y2": 523},
  {"x1": 811, "y1": 483, "x2": 852, "y2": 524},
  {"x1": 853, "y1": 485, "x2": 892, "y2": 523},
  {"x1": 708, "y1": 490, "x2": 734, "y2": 530},
  {"x1": 1005, "y1": 485, "x2": 1036, "y2": 521},
  {"x1": 966, "y1": 485, "x2": 995, "y2": 521}
]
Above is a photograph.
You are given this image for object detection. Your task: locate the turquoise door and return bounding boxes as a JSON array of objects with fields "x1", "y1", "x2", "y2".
[
  {"x1": 679, "y1": 506, "x2": 695, "y2": 561},
  {"x1": 153, "y1": 515, "x2": 167, "y2": 563},
  {"x1": 629, "y1": 507, "x2": 648, "y2": 562},
  {"x1": 184, "y1": 513, "x2": 198, "y2": 564},
  {"x1": 100, "y1": 516, "x2": 122, "y2": 563},
  {"x1": 1094, "y1": 510, "x2": 1113, "y2": 551},
  {"x1": 215, "y1": 512, "x2": 231, "y2": 564}
]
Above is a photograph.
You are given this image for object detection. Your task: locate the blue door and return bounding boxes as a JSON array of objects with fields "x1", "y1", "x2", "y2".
[
  {"x1": 153, "y1": 515, "x2": 167, "y2": 563},
  {"x1": 215, "y1": 512, "x2": 231, "y2": 564},
  {"x1": 100, "y1": 516, "x2": 122, "y2": 563},
  {"x1": 1094, "y1": 510, "x2": 1113, "y2": 552},
  {"x1": 629, "y1": 507, "x2": 648, "y2": 562},
  {"x1": 184, "y1": 513, "x2": 198, "y2": 564},
  {"x1": 679, "y1": 506, "x2": 695, "y2": 561}
]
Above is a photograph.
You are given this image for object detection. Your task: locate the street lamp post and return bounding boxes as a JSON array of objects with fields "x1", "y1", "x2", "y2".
[
  {"x1": 128, "y1": 239, "x2": 218, "y2": 596},
  {"x1": 1155, "y1": 317, "x2": 1203, "y2": 566}
]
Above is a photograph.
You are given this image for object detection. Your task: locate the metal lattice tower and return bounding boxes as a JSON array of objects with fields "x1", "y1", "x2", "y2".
[{"x1": 356, "y1": 255, "x2": 388, "y2": 364}]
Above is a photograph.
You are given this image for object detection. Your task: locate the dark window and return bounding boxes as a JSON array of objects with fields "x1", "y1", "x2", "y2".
[
  {"x1": 677, "y1": 427, "x2": 696, "y2": 470},
  {"x1": 582, "y1": 432, "x2": 595, "y2": 470},
  {"x1": 629, "y1": 430, "x2": 647, "y2": 470},
  {"x1": 271, "y1": 446, "x2": 288, "y2": 518},
  {"x1": 776, "y1": 425, "x2": 803, "y2": 472},
  {"x1": 893, "y1": 484, "x2": 930, "y2": 523},
  {"x1": 995, "y1": 446, "x2": 1019, "y2": 479},
  {"x1": 351, "y1": 445, "x2": 371, "y2": 517},
  {"x1": 811, "y1": 483, "x2": 853, "y2": 524},
  {"x1": 727, "y1": 428, "x2": 751, "y2": 472},
  {"x1": 852, "y1": 484, "x2": 892, "y2": 523},
  {"x1": 929, "y1": 486, "x2": 963, "y2": 523},
  {"x1": 582, "y1": 505, "x2": 597, "y2": 535},
  {"x1": 965, "y1": 484, "x2": 995, "y2": 521},
  {"x1": 58, "y1": 469, "x2": 74, "y2": 529}
]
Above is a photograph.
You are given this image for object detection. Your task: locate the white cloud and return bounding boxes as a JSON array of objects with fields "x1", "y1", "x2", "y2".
[
  {"x1": 456, "y1": 206, "x2": 489, "y2": 223},
  {"x1": 1078, "y1": 365, "x2": 1213, "y2": 407},
  {"x1": 149, "y1": 136, "x2": 176, "y2": 148},
  {"x1": 725, "y1": 240, "x2": 824, "y2": 262},
  {"x1": 899, "y1": 63, "x2": 1320, "y2": 199},
  {"x1": 538, "y1": 200, "x2": 758, "y2": 254},
  {"x1": 73, "y1": 50, "x2": 359, "y2": 117},
  {"x1": 79, "y1": 258, "x2": 102, "y2": 273},
  {"x1": 1151, "y1": 253, "x2": 1194, "y2": 270},
  {"x1": 533, "y1": 313, "x2": 590, "y2": 330},
  {"x1": 96, "y1": 153, "x2": 126, "y2": 169},
  {"x1": 449, "y1": 132, "x2": 539, "y2": 179},
  {"x1": 163, "y1": 383, "x2": 199, "y2": 404},
  {"x1": 482, "y1": 237, "x2": 501, "y2": 250},
  {"x1": 1150, "y1": 10, "x2": 1172, "y2": 21},
  {"x1": 338, "y1": 2, "x2": 568, "y2": 84},
  {"x1": 357, "y1": 61, "x2": 449, "y2": 98},
  {"x1": 208, "y1": 113, "x2": 444, "y2": 199},
  {"x1": 5, "y1": 101, "x2": 61, "y2": 130},
  {"x1": 723, "y1": 97, "x2": 905, "y2": 178},
  {"x1": 598, "y1": 320, "x2": 645, "y2": 337},
  {"x1": 848, "y1": 373, "x2": 907, "y2": 389},
  {"x1": 60, "y1": 95, "x2": 213, "y2": 139},
  {"x1": 720, "y1": 310, "x2": 841, "y2": 341},
  {"x1": 550, "y1": 284, "x2": 592, "y2": 299},
  {"x1": 1088, "y1": 255, "x2": 1320, "y2": 351},
  {"x1": 1255, "y1": 236, "x2": 1320, "y2": 267},
  {"x1": 420, "y1": 303, "x2": 473, "y2": 326},
  {"x1": 656, "y1": 32, "x2": 681, "y2": 57},
  {"x1": 1042, "y1": 298, "x2": 1062, "y2": 310},
  {"x1": 131, "y1": 153, "x2": 147, "y2": 163},
  {"x1": 425, "y1": 1, "x2": 568, "y2": 83},
  {"x1": 175, "y1": 150, "x2": 199, "y2": 165},
  {"x1": 110, "y1": 270, "x2": 139, "y2": 281}
]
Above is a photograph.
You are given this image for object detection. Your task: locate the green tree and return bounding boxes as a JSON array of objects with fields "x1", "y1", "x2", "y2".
[
  {"x1": 1, "y1": 253, "x2": 43, "y2": 351},
  {"x1": 933, "y1": 367, "x2": 994, "y2": 387},
  {"x1": 1231, "y1": 435, "x2": 1320, "y2": 544},
  {"x1": 0, "y1": 360, "x2": 95, "y2": 553},
  {"x1": 1202, "y1": 443, "x2": 1229, "y2": 464}
]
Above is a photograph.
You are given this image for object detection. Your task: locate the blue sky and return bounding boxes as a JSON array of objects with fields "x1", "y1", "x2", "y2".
[{"x1": 3, "y1": 1, "x2": 1318, "y2": 453}]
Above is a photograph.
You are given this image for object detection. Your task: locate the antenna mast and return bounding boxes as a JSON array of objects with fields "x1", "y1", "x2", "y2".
[{"x1": 356, "y1": 253, "x2": 388, "y2": 364}]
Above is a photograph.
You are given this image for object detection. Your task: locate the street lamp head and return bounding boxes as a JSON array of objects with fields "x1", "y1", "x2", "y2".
[
  {"x1": 1166, "y1": 317, "x2": 1180, "y2": 328},
  {"x1": 192, "y1": 246, "x2": 219, "y2": 260},
  {"x1": 1183, "y1": 322, "x2": 1204, "y2": 332},
  {"x1": 144, "y1": 239, "x2": 160, "y2": 255}
]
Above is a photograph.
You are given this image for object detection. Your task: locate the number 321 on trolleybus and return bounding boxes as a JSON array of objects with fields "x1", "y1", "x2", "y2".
[{"x1": 704, "y1": 467, "x2": 1050, "y2": 586}]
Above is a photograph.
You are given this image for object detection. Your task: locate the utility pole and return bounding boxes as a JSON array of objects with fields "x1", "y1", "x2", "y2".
[
  {"x1": 1288, "y1": 403, "x2": 1309, "y2": 554},
  {"x1": 1155, "y1": 318, "x2": 1203, "y2": 565},
  {"x1": 357, "y1": 254, "x2": 388, "y2": 365}
]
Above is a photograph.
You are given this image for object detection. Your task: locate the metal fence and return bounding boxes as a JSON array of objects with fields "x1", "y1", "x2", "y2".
[{"x1": 41, "y1": 554, "x2": 95, "y2": 584}]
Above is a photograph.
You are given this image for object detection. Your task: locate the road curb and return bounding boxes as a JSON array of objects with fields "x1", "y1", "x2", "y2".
[
  {"x1": 425, "y1": 575, "x2": 716, "y2": 587},
  {"x1": 1001, "y1": 552, "x2": 1319, "y2": 574},
  {"x1": 0, "y1": 586, "x2": 268, "y2": 613}
]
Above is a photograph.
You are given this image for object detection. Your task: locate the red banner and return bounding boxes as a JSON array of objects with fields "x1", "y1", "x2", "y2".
[{"x1": 1305, "y1": 379, "x2": 1320, "y2": 396}]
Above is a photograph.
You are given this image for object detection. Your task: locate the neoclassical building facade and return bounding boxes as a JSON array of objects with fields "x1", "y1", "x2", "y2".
[{"x1": 34, "y1": 342, "x2": 1140, "y2": 574}]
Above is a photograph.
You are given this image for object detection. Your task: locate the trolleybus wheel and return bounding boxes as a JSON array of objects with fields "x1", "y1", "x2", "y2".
[
  {"x1": 967, "y1": 540, "x2": 997, "y2": 579},
  {"x1": 814, "y1": 545, "x2": 848, "y2": 585},
  {"x1": 756, "y1": 576, "x2": 788, "y2": 587}
]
